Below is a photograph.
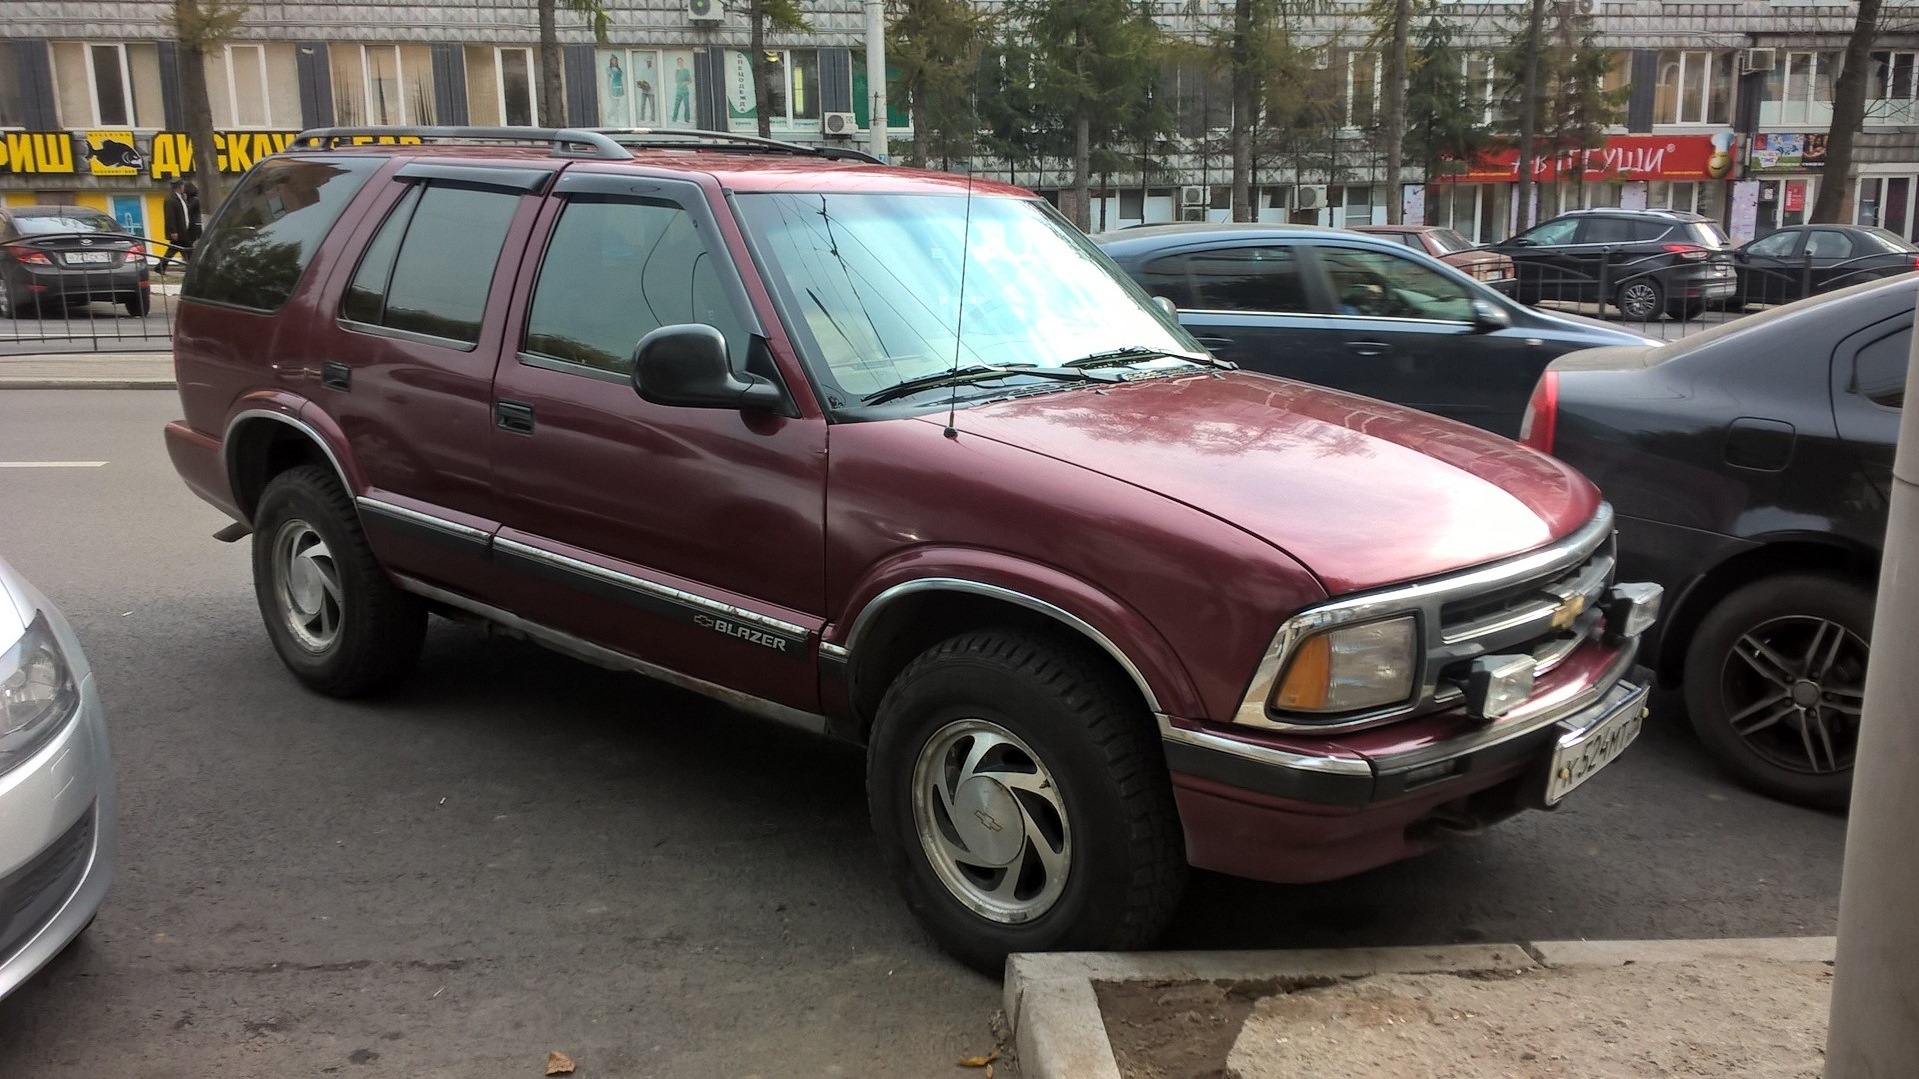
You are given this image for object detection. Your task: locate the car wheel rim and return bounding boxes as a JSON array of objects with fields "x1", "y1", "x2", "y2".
[
  {"x1": 1719, "y1": 615, "x2": 1867, "y2": 775},
  {"x1": 272, "y1": 519, "x2": 343, "y2": 654},
  {"x1": 1621, "y1": 283, "x2": 1657, "y2": 318},
  {"x1": 911, "y1": 719, "x2": 1071, "y2": 924}
]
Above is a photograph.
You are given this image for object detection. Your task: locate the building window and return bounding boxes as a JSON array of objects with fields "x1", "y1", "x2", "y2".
[
  {"x1": 1463, "y1": 54, "x2": 1499, "y2": 127},
  {"x1": 332, "y1": 44, "x2": 437, "y2": 126},
  {"x1": 1764, "y1": 51, "x2": 1836, "y2": 127},
  {"x1": 761, "y1": 49, "x2": 836, "y2": 128},
  {"x1": 1343, "y1": 51, "x2": 1379, "y2": 130},
  {"x1": 1166, "y1": 62, "x2": 1231, "y2": 138},
  {"x1": 1870, "y1": 51, "x2": 1919, "y2": 125},
  {"x1": 211, "y1": 44, "x2": 272, "y2": 127},
  {"x1": 51, "y1": 42, "x2": 165, "y2": 127},
  {"x1": 1653, "y1": 50, "x2": 1732, "y2": 125}
]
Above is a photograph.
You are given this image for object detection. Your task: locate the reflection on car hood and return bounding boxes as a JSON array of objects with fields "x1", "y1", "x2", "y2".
[
  {"x1": 948, "y1": 372, "x2": 1603, "y2": 595},
  {"x1": 1531, "y1": 308, "x2": 1659, "y2": 346}
]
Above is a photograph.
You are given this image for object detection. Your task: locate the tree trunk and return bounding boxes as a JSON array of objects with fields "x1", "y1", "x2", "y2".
[
  {"x1": 752, "y1": 0, "x2": 773, "y2": 139},
  {"x1": 1810, "y1": 0, "x2": 1882, "y2": 224},
  {"x1": 1229, "y1": 0, "x2": 1254, "y2": 222},
  {"x1": 1515, "y1": 0, "x2": 1545, "y2": 231},
  {"x1": 538, "y1": 0, "x2": 565, "y2": 127},
  {"x1": 175, "y1": 19, "x2": 223, "y2": 213},
  {"x1": 1073, "y1": 109, "x2": 1092, "y2": 231},
  {"x1": 910, "y1": 92, "x2": 929, "y2": 167},
  {"x1": 1382, "y1": 0, "x2": 1409, "y2": 224}
]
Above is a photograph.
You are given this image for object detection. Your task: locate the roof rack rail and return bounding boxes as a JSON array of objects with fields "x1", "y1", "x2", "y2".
[
  {"x1": 291, "y1": 127, "x2": 632, "y2": 160},
  {"x1": 288, "y1": 126, "x2": 884, "y2": 165}
]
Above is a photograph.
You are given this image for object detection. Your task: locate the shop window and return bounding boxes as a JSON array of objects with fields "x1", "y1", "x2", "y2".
[
  {"x1": 758, "y1": 49, "x2": 841, "y2": 128},
  {"x1": 51, "y1": 42, "x2": 165, "y2": 128},
  {"x1": 1653, "y1": 50, "x2": 1732, "y2": 125},
  {"x1": 332, "y1": 44, "x2": 437, "y2": 126},
  {"x1": 597, "y1": 49, "x2": 698, "y2": 130}
]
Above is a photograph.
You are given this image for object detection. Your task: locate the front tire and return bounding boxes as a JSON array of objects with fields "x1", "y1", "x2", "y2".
[
  {"x1": 251, "y1": 465, "x2": 426, "y2": 697},
  {"x1": 1682, "y1": 573, "x2": 1872, "y2": 810},
  {"x1": 867, "y1": 630, "x2": 1186, "y2": 973}
]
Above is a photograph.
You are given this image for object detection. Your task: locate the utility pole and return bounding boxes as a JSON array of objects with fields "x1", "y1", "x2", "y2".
[
  {"x1": 1823, "y1": 314, "x2": 1919, "y2": 1075},
  {"x1": 865, "y1": 0, "x2": 889, "y2": 162}
]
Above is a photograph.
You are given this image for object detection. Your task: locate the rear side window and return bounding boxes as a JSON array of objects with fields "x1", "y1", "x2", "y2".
[
  {"x1": 1578, "y1": 217, "x2": 1639, "y2": 244},
  {"x1": 185, "y1": 157, "x2": 379, "y2": 312},
  {"x1": 1853, "y1": 326, "x2": 1908, "y2": 409},
  {"x1": 1686, "y1": 222, "x2": 1733, "y2": 249},
  {"x1": 342, "y1": 182, "x2": 521, "y2": 346},
  {"x1": 1184, "y1": 246, "x2": 1314, "y2": 313},
  {"x1": 1805, "y1": 231, "x2": 1855, "y2": 259},
  {"x1": 522, "y1": 195, "x2": 749, "y2": 374}
]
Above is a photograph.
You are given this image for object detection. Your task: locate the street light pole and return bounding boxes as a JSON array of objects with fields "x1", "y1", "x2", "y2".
[
  {"x1": 1824, "y1": 306, "x2": 1919, "y2": 1076},
  {"x1": 864, "y1": 0, "x2": 888, "y2": 163}
]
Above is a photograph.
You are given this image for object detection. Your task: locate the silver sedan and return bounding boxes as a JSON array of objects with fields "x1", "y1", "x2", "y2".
[{"x1": 0, "y1": 555, "x2": 115, "y2": 1000}]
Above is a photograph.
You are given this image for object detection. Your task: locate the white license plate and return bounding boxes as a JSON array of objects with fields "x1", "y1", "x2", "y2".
[
  {"x1": 1543, "y1": 695, "x2": 1646, "y2": 805},
  {"x1": 65, "y1": 252, "x2": 113, "y2": 265}
]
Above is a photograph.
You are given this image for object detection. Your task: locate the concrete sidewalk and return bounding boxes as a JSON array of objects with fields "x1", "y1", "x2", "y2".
[
  {"x1": 1006, "y1": 937, "x2": 1834, "y2": 1078},
  {"x1": 0, "y1": 351, "x2": 175, "y2": 389}
]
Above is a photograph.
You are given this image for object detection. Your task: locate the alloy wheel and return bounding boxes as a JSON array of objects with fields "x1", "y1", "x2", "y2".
[
  {"x1": 1618, "y1": 282, "x2": 1660, "y2": 321},
  {"x1": 271, "y1": 519, "x2": 344, "y2": 653},
  {"x1": 911, "y1": 718, "x2": 1071, "y2": 924},
  {"x1": 1719, "y1": 615, "x2": 1867, "y2": 775}
]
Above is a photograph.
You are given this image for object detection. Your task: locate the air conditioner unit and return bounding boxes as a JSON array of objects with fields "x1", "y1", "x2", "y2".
[
  {"x1": 1179, "y1": 185, "x2": 1209, "y2": 208},
  {"x1": 1740, "y1": 48, "x2": 1777, "y2": 75},
  {"x1": 687, "y1": 0, "x2": 723, "y2": 24},
  {"x1": 1180, "y1": 205, "x2": 1208, "y2": 222},
  {"x1": 823, "y1": 111, "x2": 857, "y2": 137},
  {"x1": 1296, "y1": 184, "x2": 1327, "y2": 211}
]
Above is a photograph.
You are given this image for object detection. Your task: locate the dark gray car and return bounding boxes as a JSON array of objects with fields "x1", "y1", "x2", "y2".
[
  {"x1": 0, "y1": 206, "x2": 152, "y2": 319},
  {"x1": 1095, "y1": 223, "x2": 1651, "y2": 438}
]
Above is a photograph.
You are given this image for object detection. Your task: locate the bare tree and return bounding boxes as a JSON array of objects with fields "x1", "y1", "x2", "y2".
[
  {"x1": 1810, "y1": 0, "x2": 1884, "y2": 223},
  {"x1": 538, "y1": 0, "x2": 611, "y2": 128},
  {"x1": 166, "y1": 0, "x2": 248, "y2": 212}
]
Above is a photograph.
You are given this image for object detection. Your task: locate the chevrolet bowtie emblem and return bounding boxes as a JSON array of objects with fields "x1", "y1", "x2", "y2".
[
  {"x1": 1550, "y1": 594, "x2": 1586, "y2": 631},
  {"x1": 973, "y1": 810, "x2": 1004, "y2": 833}
]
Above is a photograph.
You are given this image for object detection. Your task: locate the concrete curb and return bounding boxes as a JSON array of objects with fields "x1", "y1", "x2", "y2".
[
  {"x1": 1003, "y1": 937, "x2": 1836, "y2": 1079},
  {"x1": 0, "y1": 378, "x2": 175, "y2": 389}
]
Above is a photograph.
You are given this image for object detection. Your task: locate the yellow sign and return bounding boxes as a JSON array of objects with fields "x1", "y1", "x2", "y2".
[
  {"x1": 148, "y1": 131, "x2": 422, "y2": 178},
  {"x1": 0, "y1": 132, "x2": 76, "y2": 174},
  {"x1": 84, "y1": 130, "x2": 143, "y2": 176}
]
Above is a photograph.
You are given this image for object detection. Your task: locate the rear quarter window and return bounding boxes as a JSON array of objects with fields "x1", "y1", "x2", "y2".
[{"x1": 184, "y1": 156, "x2": 380, "y2": 313}]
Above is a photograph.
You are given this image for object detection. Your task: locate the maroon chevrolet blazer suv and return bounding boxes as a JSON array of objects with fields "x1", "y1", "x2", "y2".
[{"x1": 163, "y1": 127, "x2": 1663, "y2": 971}]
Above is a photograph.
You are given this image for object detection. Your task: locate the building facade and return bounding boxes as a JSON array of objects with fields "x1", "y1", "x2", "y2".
[{"x1": 0, "y1": 0, "x2": 1914, "y2": 246}]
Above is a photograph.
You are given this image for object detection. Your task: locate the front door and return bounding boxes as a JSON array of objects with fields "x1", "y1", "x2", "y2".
[{"x1": 486, "y1": 172, "x2": 828, "y2": 710}]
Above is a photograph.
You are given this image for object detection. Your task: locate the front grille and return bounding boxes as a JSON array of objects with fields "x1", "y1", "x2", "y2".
[
  {"x1": 0, "y1": 807, "x2": 95, "y2": 962},
  {"x1": 1431, "y1": 535, "x2": 1617, "y2": 703}
]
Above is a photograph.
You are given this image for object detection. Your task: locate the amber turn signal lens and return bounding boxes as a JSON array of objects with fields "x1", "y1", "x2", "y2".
[{"x1": 1273, "y1": 633, "x2": 1332, "y2": 711}]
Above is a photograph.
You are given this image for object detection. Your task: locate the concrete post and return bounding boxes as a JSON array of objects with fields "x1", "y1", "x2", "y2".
[
  {"x1": 1824, "y1": 302, "x2": 1919, "y2": 1076},
  {"x1": 864, "y1": 0, "x2": 888, "y2": 164}
]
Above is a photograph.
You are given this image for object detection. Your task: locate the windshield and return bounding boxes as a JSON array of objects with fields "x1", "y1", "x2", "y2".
[
  {"x1": 13, "y1": 212, "x2": 119, "y2": 236},
  {"x1": 1428, "y1": 228, "x2": 1476, "y2": 254},
  {"x1": 736, "y1": 192, "x2": 1202, "y2": 408}
]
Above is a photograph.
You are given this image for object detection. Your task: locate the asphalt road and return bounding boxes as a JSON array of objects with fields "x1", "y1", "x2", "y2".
[{"x1": 0, "y1": 391, "x2": 1848, "y2": 1077}]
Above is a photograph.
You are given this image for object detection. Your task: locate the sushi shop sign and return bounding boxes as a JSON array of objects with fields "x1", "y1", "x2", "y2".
[{"x1": 0, "y1": 130, "x2": 317, "y2": 177}]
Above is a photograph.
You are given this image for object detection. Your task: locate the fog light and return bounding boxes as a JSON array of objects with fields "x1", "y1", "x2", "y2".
[
  {"x1": 1604, "y1": 583, "x2": 1664, "y2": 641},
  {"x1": 1465, "y1": 654, "x2": 1535, "y2": 719}
]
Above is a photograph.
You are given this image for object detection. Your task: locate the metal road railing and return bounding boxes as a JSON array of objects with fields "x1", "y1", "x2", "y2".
[{"x1": 0, "y1": 229, "x2": 177, "y2": 354}]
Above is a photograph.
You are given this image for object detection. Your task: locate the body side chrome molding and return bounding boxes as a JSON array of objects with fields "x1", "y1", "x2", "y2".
[
  {"x1": 356, "y1": 496, "x2": 493, "y2": 544},
  {"x1": 841, "y1": 577, "x2": 1163, "y2": 714},
  {"x1": 492, "y1": 537, "x2": 811, "y2": 641},
  {"x1": 394, "y1": 575, "x2": 829, "y2": 737}
]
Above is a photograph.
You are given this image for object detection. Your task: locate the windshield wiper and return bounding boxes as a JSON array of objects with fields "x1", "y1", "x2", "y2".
[
  {"x1": 1062, "y1": 345, "x2": 1230, "y2": 370},
  {"x1": 863, "y1": 364, "x2": 1118, "y2": 406}
]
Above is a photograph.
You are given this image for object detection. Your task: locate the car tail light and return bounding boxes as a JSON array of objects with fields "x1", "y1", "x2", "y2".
[
  {"x1": 1519, "y1": 371, "x2": 1559, "y2": 455},
  {"x1": 5, "y1": 245, "x2": 52, "y2": 265},
  {"x1": 1662, "y1": 244, "x2": 1709, "y2": 261},
  {"x1": 126, "y1": 242, "x2": 145, "y2": 258},
  {"x1": 1910, "y1": 255, "x2": 1919, "y2": 271}
]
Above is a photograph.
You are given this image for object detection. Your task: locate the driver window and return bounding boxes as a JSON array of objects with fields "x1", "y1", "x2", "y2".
[
  {"x1": 1748, "y1": 231, "x2": 1800, "y2": 257},
  {"x1": 1318, "y1": 247, "x2": 1475, "y2": 322},
  {"x1": 523, "y1": 195, "x2": 749, "y2": 375}
]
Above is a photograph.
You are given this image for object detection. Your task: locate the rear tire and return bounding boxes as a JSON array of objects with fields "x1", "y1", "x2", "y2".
[
  {"x1": 867, "y1": 629, "x2": 1187, "y2": 973},
  {"x1": 1682, "y1": 573, "x2": 1872, "y2": 810},
  {"x1": 251, "y1": 465, "x2": 426, "y2": 697},
  {"x1": 123, "y1": 291, "x2": 150, "y2": 317},
  {"x1": 1615, "y1": 279, "x2": 1664, "y2": 321}
]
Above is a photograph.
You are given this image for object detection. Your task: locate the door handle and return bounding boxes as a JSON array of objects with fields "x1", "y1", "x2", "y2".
[
  {"x1": 320, "y1": 361, "x2": 351, "y2": 392},
  {"x1": 494, "y1": 400, "x2": 536, "y2": 434},
  {"x1": 1346, "y1": 341, "x2": 1391, "y2": 356},
  {"x1": 1193, "y1": 336, "x2": 1234, "y2": 351}
]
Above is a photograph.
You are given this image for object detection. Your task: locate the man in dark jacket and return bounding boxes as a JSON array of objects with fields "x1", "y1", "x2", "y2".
[{"x1": 162, "y1": 178, "x2": 192, "y2": 269}]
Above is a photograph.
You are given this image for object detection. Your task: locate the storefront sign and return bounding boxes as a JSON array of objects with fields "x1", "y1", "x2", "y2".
[
  {"x1": 1747, "y1": 132, "x2": 1826, "y2": 172},
  {"x1": 1784, "y1": 182, "x2": 1807, "y2": 213},
  {"x1": 1439, "y1": 133, "x2": 1739, "y2": 183},
  {"x1": 84, "y1": 130, "x2": 143, "y2": 176},
  {"x1": 0, "y1": 132, "x2": 76, "y2": 174},
  {"x1": 147, "y1": 131, "x2": 302, "y2": 179}
]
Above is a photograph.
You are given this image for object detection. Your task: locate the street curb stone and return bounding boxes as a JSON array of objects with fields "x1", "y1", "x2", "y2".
[
  {"x1": 1003, "y1": 937, "x2": 1837, "y2": 1079},
  {"x1": 0, "y1": 378, "x2": 175, "y2": 389}
]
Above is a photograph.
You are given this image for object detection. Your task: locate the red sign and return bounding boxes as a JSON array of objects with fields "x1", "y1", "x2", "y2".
[
  {"x1": 1784, "y1": 181, "x2": 1806, "y2": 213},
  {"x1": 1438, "y1": 134, "x2": 1739, "y2": 183}
]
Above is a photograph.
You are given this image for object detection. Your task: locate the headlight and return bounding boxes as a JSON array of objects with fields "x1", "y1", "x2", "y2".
[
  {"x1": 1, "y1": 613, "x2": 79, "y2": 776},
  {"x1": 1271, "y1": 615, "x2": 1419, "y2": 714}
]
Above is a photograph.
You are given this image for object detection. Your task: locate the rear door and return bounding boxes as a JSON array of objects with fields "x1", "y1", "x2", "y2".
[
  {"x1": 1804, "y1": 229, "x2": 1862, "y2": 293},
  {"x1": 1830, "y1": 314, "x2": 1908, "y2": 503}
]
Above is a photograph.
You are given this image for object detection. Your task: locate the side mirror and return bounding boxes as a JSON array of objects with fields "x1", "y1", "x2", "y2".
[
  {"x1": 1471, "y1": 298, "x2": 1512, "y2": 333},
  {"x1": 1153, "y1": 295, "x2": 1180, "y2": 319},
  {"x1": 632, "y1": 324, "x2": 784, "y2": 412}
]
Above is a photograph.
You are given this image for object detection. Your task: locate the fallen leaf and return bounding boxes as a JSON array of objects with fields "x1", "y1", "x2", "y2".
[
  {"x1": 957, "y1": 1050, "x2": 999, "y2": 1067},
  {"x1": 985, "y1": 1066, "x2": 994, "y2": 1078},
  {"x1": 546, "y1": 1050, "x2": 576, "y2": 1075}
]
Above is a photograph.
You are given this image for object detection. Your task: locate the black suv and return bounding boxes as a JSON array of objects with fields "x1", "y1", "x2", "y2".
[{"x1": 1493, "y1": 208, "x2": 1737, "y2": 322}]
